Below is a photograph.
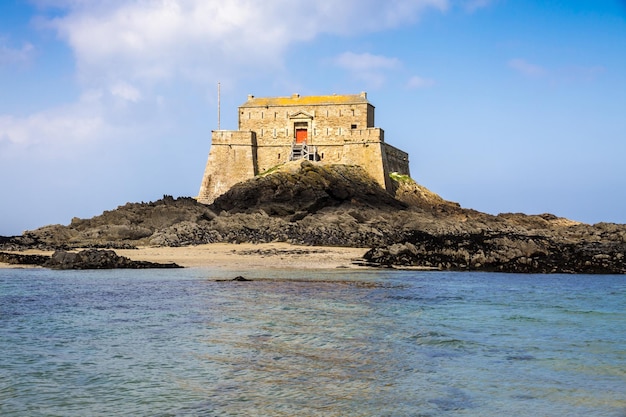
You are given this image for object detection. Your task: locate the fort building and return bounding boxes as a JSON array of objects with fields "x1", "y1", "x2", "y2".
[{"x1": 197, "y1": 92, "x2": 410, "y2": 204}]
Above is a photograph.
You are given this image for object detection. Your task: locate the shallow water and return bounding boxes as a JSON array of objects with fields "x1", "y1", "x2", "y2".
[{"x1": 1, "y1": 268, "x2": 625, "y2": 416}]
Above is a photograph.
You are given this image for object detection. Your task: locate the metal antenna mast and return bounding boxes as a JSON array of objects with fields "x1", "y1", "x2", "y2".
[{"x1": 217, "y1": 82, "x2": 221, "y2": 130}]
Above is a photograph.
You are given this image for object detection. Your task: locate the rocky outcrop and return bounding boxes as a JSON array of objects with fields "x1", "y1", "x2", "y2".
[
  {"x1": 362, "y1": 231, "x2": 626, "y2": 274},
  {"x1": 3, "y1": 195, "x2": 216, "y2": 250},
  {"x1": 2, "y1": 160, "x2": 625, "y2": 274},
  {"x1": 0, "y1": 252, "x2": 51, "y2": 266},
  {"x1": 0, "y1": 249, "x2": 182, "y2": 269},
  {"x1": 390, "y1": 172, "x2": 460, "y2": 210},
  {"x1": 211, "y1": 160, "x2": 408, "y2": 214},
  {"x1": 46, "y1": 249, "x2": 182, "y2": 270}
]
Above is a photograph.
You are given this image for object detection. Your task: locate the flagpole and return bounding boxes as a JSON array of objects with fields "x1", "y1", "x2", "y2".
[{"x1": 217, "y1": 82, "x2": 221, "y2": 130}]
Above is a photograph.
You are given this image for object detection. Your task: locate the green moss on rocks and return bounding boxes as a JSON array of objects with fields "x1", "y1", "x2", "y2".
[
  {"x1": 389, "y1": 172, "x2": 413, "y2": 183},
  {"x1": 259, "y1": 164, "x2": 285, "y2": 177}
]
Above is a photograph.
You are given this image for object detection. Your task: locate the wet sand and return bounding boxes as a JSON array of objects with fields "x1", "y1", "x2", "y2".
[{"x1": 1, "y1": 243, "x2": 369, "y2": 270}]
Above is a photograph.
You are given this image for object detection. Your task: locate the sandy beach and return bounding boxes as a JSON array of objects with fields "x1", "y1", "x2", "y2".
[
  {"x1": 1, "y1": 243, "x2": 370, "y2": 270},
  {"x1": 118, "y1": 243, "x2": 369, "y2": 269}
]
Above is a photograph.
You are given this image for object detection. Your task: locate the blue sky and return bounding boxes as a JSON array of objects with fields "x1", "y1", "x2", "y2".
[{"x1": 1, "y1": 0, "x2": 625, "y2": 235}]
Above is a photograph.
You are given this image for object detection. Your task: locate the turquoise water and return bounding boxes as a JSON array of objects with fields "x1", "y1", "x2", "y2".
[{"x1": 1, "y1": 268, "x2": 625, "y2": 416}]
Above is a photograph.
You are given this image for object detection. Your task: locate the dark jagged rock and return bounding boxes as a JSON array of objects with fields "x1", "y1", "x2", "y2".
[
  {"x1": 232, "y1": 275, "x2": 250, "y2": 281},
  {"x1": 43, "y1": 249, "x2": 182, "y2": 270},
  {"x1": 1, "y1": 249, "x2": 182, "y2": 269},
  {"x1": 363, "y1": 231, "x2": 626, "y2": 274},
  {"x1": 215, "y1": 275, "x2": 252, "y2": 282},
  {"x1": 8, "y1": 195, "x2": 217, "y2": 250},
  {"x1": 0, "y1": 251, "x2": 51, "y2": 266}
]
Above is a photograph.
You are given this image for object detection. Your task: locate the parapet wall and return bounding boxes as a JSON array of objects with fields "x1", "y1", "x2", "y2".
[{"x1": 383, "y1": 143, "x2": 410, "y2": 177}]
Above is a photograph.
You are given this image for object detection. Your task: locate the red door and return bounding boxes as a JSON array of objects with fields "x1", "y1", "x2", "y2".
[{"x1": 295, "y1": 129, "x2": 308, "y2": 143}]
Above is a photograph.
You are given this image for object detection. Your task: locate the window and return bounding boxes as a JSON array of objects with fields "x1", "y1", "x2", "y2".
[{"x1": 351, "y1": 124, "x2": 357, "y2": 129}]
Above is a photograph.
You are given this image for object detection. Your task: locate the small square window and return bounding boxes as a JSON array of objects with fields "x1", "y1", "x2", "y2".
[{"x1": 351, "y1": 124, "x2": 357, "y2": 129}]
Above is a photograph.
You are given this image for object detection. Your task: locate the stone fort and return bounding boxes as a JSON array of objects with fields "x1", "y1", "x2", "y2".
[{"x1": 197, "y1": 92, "x2": 410, "y2": 204}]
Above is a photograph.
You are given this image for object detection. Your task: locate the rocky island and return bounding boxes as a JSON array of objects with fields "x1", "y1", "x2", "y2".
[
  {"x1": 1, "y1": 160, "x2": 625, "y2": 273},
  {"x1": 3, "y1": 92, "x2": 625, "y2": 273}
]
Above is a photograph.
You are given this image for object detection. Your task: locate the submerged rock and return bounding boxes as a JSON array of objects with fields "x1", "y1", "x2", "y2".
[{"x1": 215, "y1": 275, "x2": 252, "y2": 282}]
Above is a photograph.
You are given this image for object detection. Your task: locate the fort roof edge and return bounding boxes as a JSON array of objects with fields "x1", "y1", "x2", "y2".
[{"x1": 241, "y1": 92, "x2": 370, "y2": 108}]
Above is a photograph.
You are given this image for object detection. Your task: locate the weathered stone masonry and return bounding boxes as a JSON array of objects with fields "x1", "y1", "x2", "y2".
[{"x1": 197, "y1": 92, "x2": 410, "y2": 204}]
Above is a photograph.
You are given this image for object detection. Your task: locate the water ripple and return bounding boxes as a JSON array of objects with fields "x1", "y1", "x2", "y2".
[{"x1": 1, "y1": 269, "x2": 625, "y2": 416}]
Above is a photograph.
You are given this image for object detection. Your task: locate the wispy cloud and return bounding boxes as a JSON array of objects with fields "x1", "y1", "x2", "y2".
[
  {"x1": 334, "y1": 52, "x2": 401, "y2": 88},
  {"x1": 407, "y1": 75, "x2": 436, "y2": 89},
  {"x1": 335, "y1": 52, "x2": 401, "y2": 72},
  {"x1": 0, "y1": 89, "x2": 153, "y2": 157},
  {"x1": 557, "y1": 65, "x2": 605, "y2": 82},
  {"x1": 0, "y1": 106, "x2": 104, "y2": 155},
  {"x1": 508, "y1": 58, "x2": 605, "y2": 83},
  {"x1": 508, "y1": 58, "x2": 546, "y2": 77},
  {"x1": 110, "y1": 82, "x2": 142, "y2": 103},
  {"x1": 463, "y1": 0, "x2": 495, "y2": 13},
  {"x1": 0, "y1": 39, "x2": 35, "y2": 67}
]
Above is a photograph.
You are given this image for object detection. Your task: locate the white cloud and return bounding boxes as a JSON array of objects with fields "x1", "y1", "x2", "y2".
[
  {"x1": 508, "y1": 58, "x2": 546, "y2": 77},
  {"x1": 0, "y1": 106, "x2": 104, "y2": 155},
  {"x1": 335, "y1": 52, "x2": 401, "y2": 72},
  {"x1": 407, "y1": 75, "x2": 435, "y2": 88},
  {"x1": 40, "y1": 0, "x2": 448, "y2": 87},
  {"x1": 0, "y1": 39, "x2": 35, "y2": 66},
  {"x1": 334, "y1": 52, "x2": 402, "y2": 87},
  {"x1": 110, "y1": 82, "x2": 142, "y2": 102}
]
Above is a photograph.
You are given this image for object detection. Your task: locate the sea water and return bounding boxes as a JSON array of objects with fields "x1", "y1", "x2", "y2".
[{"x1": 1, "y1": 267, "x2": 624, "y2": 416}]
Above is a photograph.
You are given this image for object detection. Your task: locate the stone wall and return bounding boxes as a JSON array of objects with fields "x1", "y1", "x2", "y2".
[{"x1": 343, "y1": 141, "x2": 389, "y2": 190}]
